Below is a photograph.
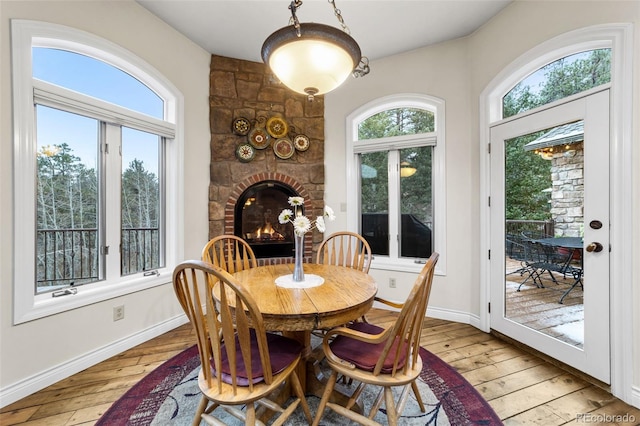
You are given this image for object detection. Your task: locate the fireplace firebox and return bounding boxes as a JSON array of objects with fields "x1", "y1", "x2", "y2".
[{"x1": 234, "y1": 181, "x2": 302, "y2": 258}]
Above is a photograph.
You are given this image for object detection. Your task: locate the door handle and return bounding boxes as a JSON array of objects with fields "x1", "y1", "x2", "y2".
[{"x1": 586, "y1": 242, "x2": 603, "y2": 253}]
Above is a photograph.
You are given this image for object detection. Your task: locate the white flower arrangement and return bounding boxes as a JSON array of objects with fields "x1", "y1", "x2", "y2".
[{"x1": 278, "y1": 197, "x2": 335, "y2": 237}]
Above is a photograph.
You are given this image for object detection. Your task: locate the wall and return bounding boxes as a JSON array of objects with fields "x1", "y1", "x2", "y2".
[
  {"x1": 0, "y1": 0, "x2": 210, "y2": 405},
  {"x1": 324, "y1": 37, "x2": 473, "y2": 318},
  {"x1": 324, "y1": 0, "x2": 639, "y2": 406}
]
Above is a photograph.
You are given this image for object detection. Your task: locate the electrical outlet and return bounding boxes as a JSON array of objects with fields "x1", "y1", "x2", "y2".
[
  {"x1": 389, "y1": 278, "x2": 396, "y2": 288},
  {"x1": 113, "y1": 305, "x2": 125, "y2": 321}
]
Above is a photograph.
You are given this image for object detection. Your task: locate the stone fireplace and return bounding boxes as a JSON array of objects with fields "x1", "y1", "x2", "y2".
[{"x1": 208, "y1": 55, "x2": 325, "y2": 265}]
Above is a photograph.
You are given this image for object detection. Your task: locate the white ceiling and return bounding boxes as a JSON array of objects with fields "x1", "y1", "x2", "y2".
[{"x1": 136, "y1": 0, "x2": 512, "y2": 63}]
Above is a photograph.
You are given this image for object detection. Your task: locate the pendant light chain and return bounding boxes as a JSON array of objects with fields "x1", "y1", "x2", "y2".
[
  {"x1": 329, "y1": 0, "x2": 350, "y2": 34},
  {"x1": 289, "y1": 1, "x2": 303, "y2": 37},
  {"x1": 327, "y1": 0, "x2": 370, "y2": 78}
]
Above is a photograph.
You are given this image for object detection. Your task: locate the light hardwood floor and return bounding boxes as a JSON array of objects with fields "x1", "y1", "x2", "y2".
[{"x1": 1, "y1": 308, "x2": 639, "y2": 425}]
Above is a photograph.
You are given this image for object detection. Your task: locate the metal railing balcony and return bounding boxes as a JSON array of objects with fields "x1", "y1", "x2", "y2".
[{"x1": 36, "y1": 227, "x2": 160, "y2": 293}]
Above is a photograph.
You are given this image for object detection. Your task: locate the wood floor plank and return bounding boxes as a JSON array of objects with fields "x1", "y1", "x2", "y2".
[
  {"x1": 462, "y1": 354, "x2": 545, "y2": 386},
  {"x1": 503, "y1": 405, "x2": 568, "y2": 426},
  {"x1": 544, "y1": 385, "x2": 619, "y2": 422},
  {"x1": 475, "y1": 363, "x2": 563, "y2": 400},
  {"x1": 1, "y1": 309, "x2": 638, "y2": 425},
  {"x1": 489, "y1": 373, "x2": 590, "y2": 419}
]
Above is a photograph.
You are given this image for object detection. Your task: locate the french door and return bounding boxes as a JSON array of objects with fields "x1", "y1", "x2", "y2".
[{"x1": 489, "y1": 89, "x2": 610, "y2": 383}]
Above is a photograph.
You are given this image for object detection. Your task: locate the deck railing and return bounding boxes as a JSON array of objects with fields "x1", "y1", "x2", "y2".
[
  {"x1": 506, "y1": 219, "x2": 554, "y2": 238},
  {"x1": 36, "y1": 227, "x2": 159, "y2": 292}
]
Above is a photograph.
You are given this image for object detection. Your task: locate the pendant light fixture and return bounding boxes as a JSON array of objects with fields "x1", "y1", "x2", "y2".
[
  {"x1": 400, "y1": 161, "x2": 417, "y2": 178},
  {"x1": 261, "y1": 0, "x2": 370, "y2": 101}
]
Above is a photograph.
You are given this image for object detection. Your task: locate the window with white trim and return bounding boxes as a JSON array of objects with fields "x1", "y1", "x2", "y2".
[
  {"x1": 12, "y1": 20, "x2": 183, "y2": 323},
  {"x1": 347, "y1": 94, "x2": 446, "y2": 273}
]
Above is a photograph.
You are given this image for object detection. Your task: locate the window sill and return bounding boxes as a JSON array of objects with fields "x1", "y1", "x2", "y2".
[
  {"x1": 370, "y1": 258, "x2": 429, "y2": 274},
  {"x1": 14, "y1": 269, "x2": 173, "y2": 325}
]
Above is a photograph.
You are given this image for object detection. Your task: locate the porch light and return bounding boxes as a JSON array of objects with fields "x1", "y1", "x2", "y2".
[
  {"x1": 400, "y1": 161, "x2": 417, "y2": 178},
  {"x1": 261, "y1": 0, "x2": 370, "y2": 101}
]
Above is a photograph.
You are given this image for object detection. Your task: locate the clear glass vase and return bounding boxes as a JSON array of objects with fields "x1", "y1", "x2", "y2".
[{"x1": 292, "y1": 233, "x2": 305, "y2": 282}]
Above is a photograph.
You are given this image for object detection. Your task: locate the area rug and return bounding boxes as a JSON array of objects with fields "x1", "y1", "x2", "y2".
[{"x1": 97, "y1": 345, "x2": 502, "y2": 425}]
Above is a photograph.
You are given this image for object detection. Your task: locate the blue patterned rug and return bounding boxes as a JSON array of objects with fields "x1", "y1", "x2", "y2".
[{"x1": 98, "y1": 345, "x2": 502, "y2": 425}]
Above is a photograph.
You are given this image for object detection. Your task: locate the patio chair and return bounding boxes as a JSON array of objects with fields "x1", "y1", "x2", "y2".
[
  {"x1": 202, "y1": 235, "x2": 256, "y2": 274},
  {"x1": 173, "y1": 260, "x2": 312, "y2": 426},
  {"x1": 311, "y1": 252, "x2": 439, "y2": 426},
  {"x1": 506, "y1": 233, "x2": 530, "y2": 276}
]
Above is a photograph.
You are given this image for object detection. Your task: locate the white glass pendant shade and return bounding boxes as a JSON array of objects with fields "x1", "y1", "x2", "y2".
[{"x1": 262, "y1": 23, "x2": 361, "y2": 99}]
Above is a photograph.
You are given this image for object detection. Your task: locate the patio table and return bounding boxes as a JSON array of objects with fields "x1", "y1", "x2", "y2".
[{"x1": 536, "y1": 237, "x2": 583, "y2": 303}]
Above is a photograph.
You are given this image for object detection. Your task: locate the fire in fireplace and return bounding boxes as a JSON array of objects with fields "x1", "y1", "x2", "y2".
[{"x1": 234, "y1": 181, "x2": 301, "y2": 258}]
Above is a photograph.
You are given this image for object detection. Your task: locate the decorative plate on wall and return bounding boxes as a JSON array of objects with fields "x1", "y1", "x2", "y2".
[
  {"x1": 266, "y1": 116, "x2": 289, "y2": 138},
  {"x1": 236, "y1": 143, "x2": 256, "y2": 162},
  {"x1": 248, "y1": 128, "x2": 271, "y2": 149},
  {"x1": 273, "y1": 138, "x2": 294, "y2": 159},
  {"x1": 293, "y1": 134, "x2": 310, "y2": 152},
  {"x1": 232, "y1": 117, "x2": 251, "y2": 135}
]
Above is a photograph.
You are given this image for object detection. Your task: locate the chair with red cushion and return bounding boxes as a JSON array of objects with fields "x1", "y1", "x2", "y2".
[
  {"x1": 311, "y1": 252, "x2": 439, "y2": 426},
  {"x1": 173, "y1": 260, "x2": 312, "y2": 426}
]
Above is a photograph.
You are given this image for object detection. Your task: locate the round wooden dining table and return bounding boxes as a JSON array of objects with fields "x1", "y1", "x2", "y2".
[
  {"x1": 229, "y1": 263, "x2": 378, "y2": 398},
  {"x1": 231, "y1": 263, "x2": 377, "y2": 332}
]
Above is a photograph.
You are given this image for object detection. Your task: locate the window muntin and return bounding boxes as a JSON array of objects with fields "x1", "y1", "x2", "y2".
[
  {"x1": 503, "y1": 49, "x2": 611, "y2": 118},
  {"x1": 33, "y1": 48, "x2": 164, "y2": 119}
]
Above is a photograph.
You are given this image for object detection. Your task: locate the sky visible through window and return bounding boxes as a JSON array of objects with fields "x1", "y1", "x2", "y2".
[
  {"x1": 33, "y1": 48, "x2": 163, "y2": 173},
  {"x1": 518, "y1": 51, "x2": 593, "y2": 96}
]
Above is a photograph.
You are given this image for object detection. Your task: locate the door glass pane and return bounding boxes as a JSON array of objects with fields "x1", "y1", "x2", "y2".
[
  {"x1": 399, "y1": 146, "x2": 433, "y2": 258},
  {"x1": 36, "y1": 105, "x2": 99, "y2": 293},
  {"x1": 121, "y1": 127, "x2": 162, "y2": 275},
  {"x1": 504, "y1": 122, "x2": 584, "y2": 348},
  {"x1": 360, "y1": 152, "x2": 389, "y2": 255}
]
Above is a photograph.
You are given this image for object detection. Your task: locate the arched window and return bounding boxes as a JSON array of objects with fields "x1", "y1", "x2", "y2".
[
  {"x1": 347, "y1": 94, "x2": 446, "y2": 273},
  {"x1": 503, "y1": 48, "x2": 611, "y2": 118},
  {"x1": 12, "y1": 20, "x2": 183, "y2": 323}
]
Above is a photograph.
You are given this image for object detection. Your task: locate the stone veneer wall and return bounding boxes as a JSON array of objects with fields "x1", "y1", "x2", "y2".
[
  {"x1": 208, "y1": 55, "x2": 325, "y2": 264},
  {"x1": 550, "y1": 143, "x2": 584, "y2": 237}
]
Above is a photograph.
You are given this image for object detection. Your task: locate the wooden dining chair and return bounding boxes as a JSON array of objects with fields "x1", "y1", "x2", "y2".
[
  {"x1": 202, "y1": 235, "x2": 256, "y2": 274},
  {"x1": 311, "y1": 252, "x2": 439, "y2": 426},
  {"x1": 316, "y1": 231, "x2": 372, "y2": 273},
  {"x1": 173, "y1": 260, "x2": 312, "y2": 426}
]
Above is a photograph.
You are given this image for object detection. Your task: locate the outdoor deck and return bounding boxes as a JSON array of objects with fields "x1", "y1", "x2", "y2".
[{"x1": 505, "y1": 258, "x2": 584, "y2": 348}]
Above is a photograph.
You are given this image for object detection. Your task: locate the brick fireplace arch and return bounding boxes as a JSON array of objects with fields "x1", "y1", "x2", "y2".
[{"x1": 225, "y1": 173, "x2": 314, "y2": 265}]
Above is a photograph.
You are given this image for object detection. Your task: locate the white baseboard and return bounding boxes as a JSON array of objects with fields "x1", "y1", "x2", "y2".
[
  {"x1": 0, "y1": 314, "x2": 189, "y2": 408},
  {"x1": 630, "y1": 385, "x2": 640, "y2": 410},
  {"x1": 427, "y1": 305, "x2": 481, "y2": 328},
  {"x1": 372, "y1": 301, "x2": 482, "y2": 330}
]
